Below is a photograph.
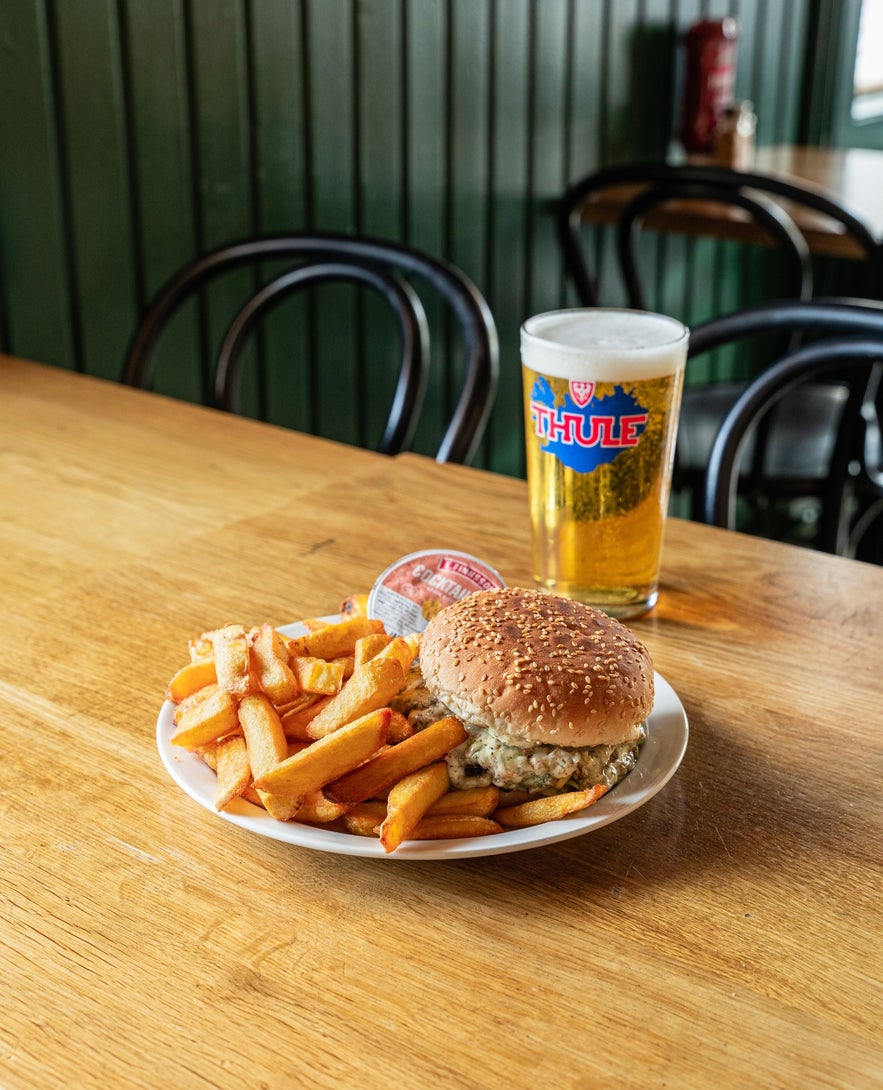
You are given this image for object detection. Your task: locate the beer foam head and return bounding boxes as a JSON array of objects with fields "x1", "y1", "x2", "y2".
[{"x1": 521, "y1": 308, "x2": 688, "y2": 381}]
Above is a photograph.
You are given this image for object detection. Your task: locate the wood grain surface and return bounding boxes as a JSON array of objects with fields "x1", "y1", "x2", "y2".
[
  {"x1": 577, "y1": 144, "x2": 883, "y2": 261},
  {"x1": 2, "y1": 356, "x2": 881, "y2": 1089}
]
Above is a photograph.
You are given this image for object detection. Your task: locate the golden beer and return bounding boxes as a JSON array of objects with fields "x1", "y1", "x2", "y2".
[{"x1": 521, "y1": 309, "x2": 688, "y2": 618}]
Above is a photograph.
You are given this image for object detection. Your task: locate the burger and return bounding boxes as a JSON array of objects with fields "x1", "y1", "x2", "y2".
[{"x1": 394, "y1": 586, "x2": 654, "y2": 795}]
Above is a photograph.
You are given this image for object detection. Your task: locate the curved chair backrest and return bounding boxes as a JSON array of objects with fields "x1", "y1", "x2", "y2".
[
  {"x1": 617, "y1": 179, "x2": 812, "y2": 309},
  {"x1": 123, "y1": 233, "x2": 499, "y2": 465},
  {"x1": 694, "y1": 299, "x2": 883, "y2": 556},
  {"x1": 558, "y1": 162, "x2": 881, "y2": 308}
]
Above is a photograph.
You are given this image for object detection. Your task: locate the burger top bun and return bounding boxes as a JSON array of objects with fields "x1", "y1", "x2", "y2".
[{"x1": 419, "y1": 586, "x2": 654, "y2": 749}]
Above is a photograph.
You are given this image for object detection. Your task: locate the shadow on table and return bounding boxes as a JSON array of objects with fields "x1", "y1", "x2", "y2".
[{"x1": 297, "y1": 706, "x2": 857, "y2": 916}]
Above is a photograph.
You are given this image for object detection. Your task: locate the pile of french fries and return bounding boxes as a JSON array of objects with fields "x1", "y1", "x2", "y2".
[{"x1": 167, "y1": 594, "x2": 608, "y2": 853}]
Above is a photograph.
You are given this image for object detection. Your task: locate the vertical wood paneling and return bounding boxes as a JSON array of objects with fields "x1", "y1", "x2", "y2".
[
  {"x1": 447, "y1": 0, "x2": 492, "y2": 449},
  {"x1": 248, "y1": 0, "x2": 311, "y2": 433},
  {"x1": 403, "y1": 0, "x2": 450, "y2": 458},
  {"x1": 0, "y1": 0, "x2": 74, "y2": 367},
  {"x1": 524, "y1": 0, "x2": 571, "y2": 320},
  {"x1": 0, "y1": 0, "x2": 821, "y2": 478},
  {"x1": 53, "y1": 1, "x2": 140, "y2": 381},
  {"x1": 484, "y1": 0, "x2": 532, "y2": 475},
  {"x1": 122, "y1": 1, "x2": 203, "y2": 402},
  {"x1": 304, "y1": 0, "x2": 363, "y2": 447},
  {"x1": 356, "y1": 0, "x2": 408, "y2": 449}
]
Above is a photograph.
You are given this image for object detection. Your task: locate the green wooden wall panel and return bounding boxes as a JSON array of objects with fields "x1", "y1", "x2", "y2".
[
  {"x1": 0, "y1": 0, "x2": 74, "y2": 367},
  {"x1": 123, "y1": 0, "x2": 195, "y2": 289},
  {"x1": 404, "y1": 0, "x2": 447, "y2": 259},
  {"x1": 53, "y1": 1, "x2": 140, "y2": 381},
  {"x1": 0, "y1": 0, "x2": 823, "y2": 480},
  {"x1": 188, "y1": 0, "x2": 261, "y2": 411},
  {"x1": 302, "y1": 0, "x2": 362, "y2": 449},
  {"x1": 356, "y1": 0, "x2": 408, "y2": 451},
  {"x1": 524, "y1": 0, "x2": 571, "y2": 319},
  {"x1": 121, "y1": 0, "x2": 202, "y2": 402},
  {"x1": 567, "y1": 0, "x2": 606, "y2": 186},
  {"x1": 403, "y1": 0, "x2": 451, "y2": 460},
  {"x1": 483, "y1": 0, "x2": 532, "y2": 476},
  {"x1": 250, "y1": 0, "x2": 306, "y2": 232},
  {"x1": 249, "y1": 1, "x2": 312, "y2": 434},
  {"x1": 447, "y1": 0, "x2": 492, "y2": 455}
]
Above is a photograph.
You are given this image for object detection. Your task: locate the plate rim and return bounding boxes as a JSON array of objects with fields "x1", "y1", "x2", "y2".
[{"x1": 156, "y1": 617, "x2": 688, "y2": 861}]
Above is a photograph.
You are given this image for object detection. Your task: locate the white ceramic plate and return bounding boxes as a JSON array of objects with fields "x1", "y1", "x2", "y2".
[{"x1": 157, "y1": 618, "x2": 688, "y2": 860}]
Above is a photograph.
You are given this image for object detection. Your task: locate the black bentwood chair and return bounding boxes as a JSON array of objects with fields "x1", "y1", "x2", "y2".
[
  {"x1": 694, "y1": 299, "x2": 883, "y2": 561},
  {"x1": 557, "y1": 161, "x2": 882, "y2": 519},
  {"x1": 123, "y1": 233, "x2": 499, "y2": 464}
]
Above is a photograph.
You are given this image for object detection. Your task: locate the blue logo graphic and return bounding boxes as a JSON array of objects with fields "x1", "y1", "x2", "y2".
[{"x1": 530, "y1": 376, "x2": 649, "y2": 474}]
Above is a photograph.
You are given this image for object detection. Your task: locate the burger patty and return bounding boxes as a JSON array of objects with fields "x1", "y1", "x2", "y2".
[
  {"x1": 392, "y1": 665, "x2": 646, "y2": 794},
  {"x1": 446, "y1": 724, "x2": 645, "y2": 793},
  {"x1": 390, "y1": 666, "x2": 452, "y2": 731}
]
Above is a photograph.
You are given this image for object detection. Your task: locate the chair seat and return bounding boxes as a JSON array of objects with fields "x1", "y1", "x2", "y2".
[{"x1": 678, "y1": 382, "x2": 849, "y2": 480}]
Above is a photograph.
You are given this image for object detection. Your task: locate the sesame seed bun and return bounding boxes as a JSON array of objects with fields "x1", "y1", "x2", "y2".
[{"x1": 419, "y1": 587, "x2": 654, "y2": 748}]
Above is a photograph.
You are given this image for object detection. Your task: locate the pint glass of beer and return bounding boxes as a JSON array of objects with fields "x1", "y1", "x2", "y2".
[{"x1": 521, "y1": 308, "x2": 689, "y2": 618}]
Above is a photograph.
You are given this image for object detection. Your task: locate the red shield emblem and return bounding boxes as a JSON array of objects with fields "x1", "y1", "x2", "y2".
[{"x1": 569, "y1": 380, "x2": 595, "y2": 407}]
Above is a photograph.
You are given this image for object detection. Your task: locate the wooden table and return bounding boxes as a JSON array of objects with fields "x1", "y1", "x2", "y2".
[
  {"x1": 753, "y1": 144, "x2": 883, "y2": 249},
  {"x1": 577, "y1": 144, "x2": 883, "y2": 260},
  {"x1": 3, "y1": 356, "x2": 882, "y2": 1089}
]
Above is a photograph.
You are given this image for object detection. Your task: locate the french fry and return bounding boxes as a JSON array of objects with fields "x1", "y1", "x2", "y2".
[
  {"x1": 241, "y1": 783, "x2": 264, "y2": 807},
  {"x1": 197, "y1": 742, "x2": 219, "y2": 771},
  {"x1": 243, "y1": 746, "x2": 311, "y2": 808},
  {"x1": 340, "y1": 593, "x2": 370, "y2": 619},
  {"x1": 325, "y1": 715, "x2": 467, "y2": 804},
  {"x1": 353, "y1": 633, "x2": 393, "y2": 669},
  {"x1": 275, "y1": 692, "x2": 319, "y2": 718},
  {"x1": 173, "y1": 682, "x2": 218, "y2": 725},
  {"x1": 426, "y1": 785, "x2": 500, "y2": 818},
  {"x1": 372, "y1": 635, "x2": 418, "y2": 676},
  {"x1": 280, "y1": 695, "x2": 331, "y2": 741},
  {"x1": 306, "y1": 657, "x2": 406, "y2": 740},
  {"x1": 334, "y1": 655, "x2": 355, "y2": 680},
  {"x1": 212, "y1": 624, "x2": 253, "y2": 696},
  {"x1": 494, "y1": 789, "x2": 539, "y2": 809},
  {"x1": 171, "y1": 687, "x2": 241, "y2": 749},
  {"x1": 257, "y1": 786, "x2": 302, "y2": 822},
  {"x1": 238, "y1": 693, "x2": 298, "y2": 820},
  {"x1": 344, "y1": 805, "x2": 502, "y2": 841},
  {"x1": 215, "y1": 734, "x2": 251, "y2": 811},
  {"x1": 387, "y1": 709, "x2": 413, "y2": 744},
  {"x1": 493, "y1": 784, "x2": 608, "y2": 828},
  {"x1": 296, "y1": 789, "x2": 350, "y2": 825},
  {"x1": 291, "y1": 655, "x2": 346, "y2": 695},
  {"x1": 404, "y1": 632, "x2": 421, "y2": 661},
  {"x1": 253, "y1": 708, "x2": 391, "y2": 798},
  {"x1": 342, "y1": 800, "x2": 387, "y2": 837},
  {"x1": 188, "y1": 632, "x2": 216, "y2": 661},
  {"x1": 300, "y1": 617, "x2": 332, "y2": 632},
  {"x1": 409, "y1": 815, "x2": 503, "y2": 840},
  {"x1": 249, "y1": 623, "x2": 300, "y2": 704},
  {"x1": 238, "y1": 694, "x2": 288, "y2": 776},
  {"x1": 287, "y1": 616, "x2": 385, "y2": 661},
  {"x1": 380, "y1": 762, "x2": 450, "y2": 853},
  {"x1": 167, "y1": 658, "x2": 217, "y2": 703}
]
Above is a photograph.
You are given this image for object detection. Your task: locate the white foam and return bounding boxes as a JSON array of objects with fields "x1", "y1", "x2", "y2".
[{"x1": 521, "y1": 309, "x2": 688, "y2": 381}]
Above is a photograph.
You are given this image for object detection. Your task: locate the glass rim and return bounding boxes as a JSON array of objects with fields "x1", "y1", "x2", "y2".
[{"x1": 521, "y1": 307, "x2": 689, "y2": 354}]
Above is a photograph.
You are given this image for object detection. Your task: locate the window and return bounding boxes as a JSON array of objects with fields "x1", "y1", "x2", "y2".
[{"x1": 851, "y1": 0, "x2": 883, "y2": 120}]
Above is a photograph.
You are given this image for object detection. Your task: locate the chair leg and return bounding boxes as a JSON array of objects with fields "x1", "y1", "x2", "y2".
[
  {"x1": 690, "y1": 480, "x2": 706, "y2": 523},
  {"x1": 818, "y1": 478, "x2": 854, "y2": 556},
  {"x1": 850, "y1": 496, "x2": 883, "y2": 562}
]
